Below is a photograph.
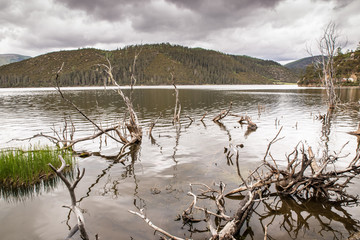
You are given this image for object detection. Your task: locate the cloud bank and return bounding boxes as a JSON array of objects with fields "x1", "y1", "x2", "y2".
[{"x1": 0, "y1": 0, "x2": 359, "y2": 63}]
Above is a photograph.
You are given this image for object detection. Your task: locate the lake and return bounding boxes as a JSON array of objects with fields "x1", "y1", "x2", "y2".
[{"x1": 0, "y1": 85, "x2": 360, "y2": 240}]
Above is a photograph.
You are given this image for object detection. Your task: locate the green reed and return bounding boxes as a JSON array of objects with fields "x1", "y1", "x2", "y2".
[{"x1": 0, "y1": 145, "x2": 73, "y2": 188}]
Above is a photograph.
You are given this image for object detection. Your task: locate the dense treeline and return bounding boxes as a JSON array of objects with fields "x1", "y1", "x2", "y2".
[
  {"x1": 0, "y1": 43, "x2": 297, "y2": 87},
  {"x1": 298, "y1": 48, "x2": 360, "y2": 86}
]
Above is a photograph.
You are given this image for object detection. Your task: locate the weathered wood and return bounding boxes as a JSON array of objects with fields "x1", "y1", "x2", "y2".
[
  {"x1": 213, "y1": 102, "x2": 232, "y2": 122},
  {"x1": 348, "y1": 123, "x2": 360, "y2": 136},
  {"x1": 239, "y1": 115, "x2": 258, "y2": 130},
  {"x1": 172, "y1": 80, "x2": 181, "y2": 124},
  {"x1": 49, "y1": 156, "x2": 89, "y2": 240},
  {"x1": 128, "y1": 209, "x2": 187, "y2": 240}
]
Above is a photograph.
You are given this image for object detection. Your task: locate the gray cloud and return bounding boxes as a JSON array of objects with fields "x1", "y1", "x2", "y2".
[
  {"x1": 0, "y1": 0, "x2": 359, "y2": 63},
  {"x1": 54, "y1": 0, "x2": 149, "y2": 22}
]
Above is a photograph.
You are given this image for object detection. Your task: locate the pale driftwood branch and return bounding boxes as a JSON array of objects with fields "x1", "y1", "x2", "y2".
[
  {"x1": 217, "y1": 191, "x2": 257, "y2": 239},
  {"x1": 128, "y1": 209, "x2": 187, "y2": 240},
  {"x1": 49, "y1": 155, "x2": 89, "y2": 240},
  {"x1": 148, "y1": 115, "x2": 161, "y2": 136},
  {"x1": 348, "y1": 123, "x2": 360, "y2": 136},
  {"x1": 205, "y1": 209, "x2": 218, "y2": 237},
  {"x1": 213, "y1": 102, "x2": 232, "y2": 122},
  {"x1": 14, "y1": 126, "x2": 124, "y2": 150},
  {"x1": 263, "y1": 127, "x2": 283, "y2": 161},
  {"x1": 200, "y1": 112, "x2": 207, "y2": 122},
  {"x1": 239, "y1": 115, "x2": 258, "y2": 131},
  {"x1": 172, "y1": 78, "x2": 181, "y2": 124}
]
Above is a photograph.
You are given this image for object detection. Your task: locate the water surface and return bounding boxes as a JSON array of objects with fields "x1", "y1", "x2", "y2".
[{"x1": 0, "y1": 85, "x2": 359, "y2": 240}]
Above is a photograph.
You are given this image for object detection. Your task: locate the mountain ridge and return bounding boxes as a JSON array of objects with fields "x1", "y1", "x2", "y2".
[
  {"x1": 0, "y1": 44, "x2": 298, "y2": 87},
  {"x1": 0, "y1": 54, "x2": 31, "y2": 67}
]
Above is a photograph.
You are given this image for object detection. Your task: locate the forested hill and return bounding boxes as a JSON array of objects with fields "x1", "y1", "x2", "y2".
[
  {"x1": 298, "y1": 49, "x2": 360, "y2": 86},
  {"x1": 0, "y1": 44, "x2": 297, "y2": 87}
]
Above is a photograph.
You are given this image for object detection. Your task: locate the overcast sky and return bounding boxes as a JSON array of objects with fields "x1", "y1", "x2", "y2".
[{"x1": 1, "y1": 0, "x2": 359, "y2": 64}]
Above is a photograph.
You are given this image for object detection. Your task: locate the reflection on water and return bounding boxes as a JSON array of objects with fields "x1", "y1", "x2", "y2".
[
  {"x1": 256, "y1": 196, "x2": 360, "y2": 240},
  {"x1": 0, "y1": 86, "x2": 360, "y2": 239},
  {"x1": 0, "y1": 170, "x2": 74, "y2": 203},
  {"x1": 1, "y1": 177, "x2": 60, "y2": 203}
]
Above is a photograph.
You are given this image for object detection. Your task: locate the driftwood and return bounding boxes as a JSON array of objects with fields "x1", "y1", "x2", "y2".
[
  {"x1": 213, "y1": 102, "x2": 232, "y2": 122},
  {"x1": 239, "y1": 115, "x2": 258, "y2": 131},
  {"x1": 185, "y1": 115, "x2": 194, "y2": 123},
  {"x1": 183, "y1": 183, "x2": 260, "y2": 240},
  {"x1": 128, "y1": 209, "x2": 185, "y2": 240},
  {"x1": 349, "y1": 123, "x2": 360, "y2": 136},
  {"x1": 148, "y1": 115, "x2": 161, "y2": 137},
  {"x1": 127, "y1": 121, "x2": 360, "y2": 239},
  {"x1": 226, "y1": 128, "x2": 360, "y2": 202},
  {"x1": 129, "y1": 182, "x2": 259, "y2": 240},
  {"x1": 172, "y1": 80, "x2": 181, "y2": 124},
  {"x1": 200, "y1": 112, "x2": 207, "y2": 122},
  {"x1": 49, "y1": 156, "x2": 90, "y2": 240}
]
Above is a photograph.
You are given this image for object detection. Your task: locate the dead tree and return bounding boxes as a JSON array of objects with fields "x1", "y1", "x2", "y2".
[
  {"x1": 98, "y1": 58, "x2": 142, "y2": 150},
  {"x1": 320, "y1": 22, "x2": 338, "y2": 109},
  {"x1": 49, "y1": 156, "x2": 90, "y2": 240},
  {"x1": 314, "y1": 22, "x2": 342, "y2": 109},
  {"x1": 19, "y1": 53, "x2": 143, "y2": 156}
]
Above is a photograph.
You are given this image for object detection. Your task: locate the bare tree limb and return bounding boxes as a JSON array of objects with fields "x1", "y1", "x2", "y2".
[
  {"x1": 128, "y1": 209, "x2": 187, "y2": 240},
  {"x1": 49, "y1": 155, "x2": 89, "y2": 240},
  {"x1": 213, "y1": 102, "x2": 232, "y2": 122}
]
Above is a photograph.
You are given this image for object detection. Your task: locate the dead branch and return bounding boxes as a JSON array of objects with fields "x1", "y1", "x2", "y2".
[
  {"x1": 183, "y1": 183, "x2": 259, "y2": 239},
  {"x1": 54, "y1": 65, "x2": 124, "y2": 147},
  {"x1": 49, "y1": 156, "x2": 89, "y2": 240},
  {"x1": 172, "y1": 78, "x2": 181, "y2": 124},
  {"x1": 227, "y1": 136, "x2": 360, "y2": 202},
  {"x1": 349, "y1": 123, "x2": 360, "y2": 136},
  {"x1": 128, "y1": 209, "x2": 187, "y2": 240},
  {"x1": 216, "y1": 191, "x2": 259, "y2": 240},
  {"x1": 239, "y1": 115, "x2": 258, "y2": 131},
  {"x1": 14, "y1": 125, "x2": 123, "y2": 150},
  {"x1": 200, "y1": 112, "x2": 207, "y2": 122},
  {"x1": 149, "y1": 115, "x2": 161, "y2": 137},
  {"x1": 185, "y1": 115, "x2": 194, "y2": 123},
  {"x1": 213, "y1": 102, "x2": 232, "y2": 122}
]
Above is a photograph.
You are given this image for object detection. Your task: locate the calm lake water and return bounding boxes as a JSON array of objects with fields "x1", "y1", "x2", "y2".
[{"x1": 0, "y1": 85, "x2": 360, "y2": 240}]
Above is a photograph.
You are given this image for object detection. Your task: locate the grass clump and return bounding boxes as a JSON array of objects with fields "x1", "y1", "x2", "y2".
[{"x1": 0, "y1": 145, "x2": 73, "y2": 188}]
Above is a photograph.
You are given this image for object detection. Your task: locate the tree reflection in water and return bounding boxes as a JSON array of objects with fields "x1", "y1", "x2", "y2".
[
  {"x1": 254, "y1": 195, "x2": 360, "y2": 240},
  {"x1": 64, "y1": 144, "x2": 143, "y2": 232}
]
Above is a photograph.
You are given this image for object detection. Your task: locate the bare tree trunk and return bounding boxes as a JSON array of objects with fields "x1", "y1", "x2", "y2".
[{"x1": 318, "y1": 22, "x2": 340, "y2": 110}]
